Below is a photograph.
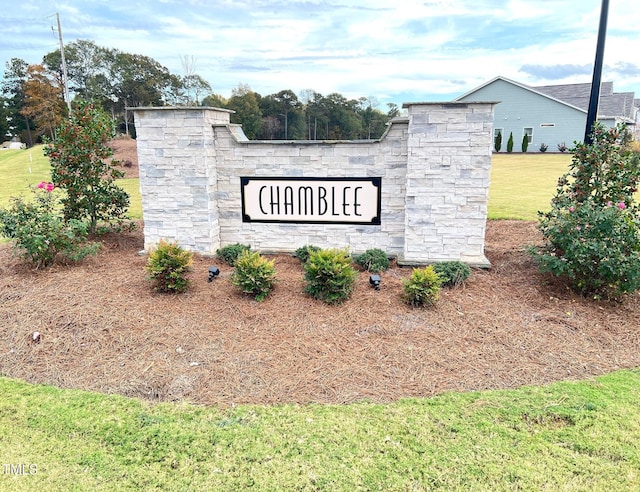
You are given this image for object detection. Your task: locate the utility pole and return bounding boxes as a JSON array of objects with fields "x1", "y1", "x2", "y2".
[
  {"x1": 584, "y1": 0, "x2": 609, "y2": 144},
  {"x1": 56, "y1": 12, "x2": 72, "y2": 114}
]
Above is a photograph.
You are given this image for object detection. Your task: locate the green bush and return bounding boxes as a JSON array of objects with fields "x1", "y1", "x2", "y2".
[
  {"x1": 432, "y1": 261, "x2": 471, "y2": 287},
  {"x1": 506, "y1": 132, "x2": 514, "y2": 153},
  {"x1": 0, "y1": 183, "x2": 99, "y2": 268},
  {"x1": 304, "y1": 248, "x2": 357, "y2": 305},
  {"x1": 294, "y1": 244, "x2": 321, "y2": 263},
  {"x1": 216, "y1": 243, "x2": 251, "y2": 266},
  {"x1": 353, "y1": 248, "x2": 390, "y2": 273},
  {"x1": 402, "y1": 266, "x2": 442, "y2": 307},
  {"x1": 521, "y1": 134, "x2": 529, "y2": 153},
  {"x1": 494, "y1": 131, "x2": 502, "y2": 153},
  {"x1": 145, "y1": 240, "x2": 194, "y2": 293},
  {"x1": 532, "y1": 123, "x2": 640, "y2": 299},
  {"x1": 231, "y1": 250, "x2": 277, "y2": 302}
]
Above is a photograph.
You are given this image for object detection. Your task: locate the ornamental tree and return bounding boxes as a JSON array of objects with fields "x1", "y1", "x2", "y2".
[{"x1": 45, "y1": 100, "x2": 129, "y2": 233}]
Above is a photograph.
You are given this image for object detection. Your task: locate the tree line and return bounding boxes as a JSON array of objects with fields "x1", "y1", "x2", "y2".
[{"x1": 1, "y1": 40, "x2": 400, "y2": 145}]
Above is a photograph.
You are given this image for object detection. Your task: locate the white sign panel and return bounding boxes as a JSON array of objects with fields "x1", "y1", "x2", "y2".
[{"x1": 241, "y1": 177, "x2": 381, "y2": 224}]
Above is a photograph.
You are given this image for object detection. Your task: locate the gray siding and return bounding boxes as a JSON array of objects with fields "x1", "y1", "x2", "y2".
[{"x1": 458, "y1": 78, "x2": 587, "y2": 152}]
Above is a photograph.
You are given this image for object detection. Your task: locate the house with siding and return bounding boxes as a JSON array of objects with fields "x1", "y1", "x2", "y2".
[{"x1": 456, "y1": 76, "x2": 639, "y2": 152}]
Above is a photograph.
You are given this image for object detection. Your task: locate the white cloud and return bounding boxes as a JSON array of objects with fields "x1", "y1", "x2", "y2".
[{"x1": 1, "y1": 0, "x2": 638, "y2": 106}]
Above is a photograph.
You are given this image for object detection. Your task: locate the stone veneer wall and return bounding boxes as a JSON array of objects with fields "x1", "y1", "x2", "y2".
[{"x1": 133, "y1": 102, "x2": 495, "y2": 267}]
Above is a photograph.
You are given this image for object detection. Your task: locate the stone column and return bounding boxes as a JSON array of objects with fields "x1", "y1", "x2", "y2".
[
  {"x1": 402, "y1": 102, "x2": 495, "y2": 267},
  {"x1": 132, "y1": 107, "x2": 232, "y2": 253}
]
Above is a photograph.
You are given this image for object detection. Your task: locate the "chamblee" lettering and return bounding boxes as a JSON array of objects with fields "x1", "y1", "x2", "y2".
[{"x1": 258, "y1": 185, "x2": 363, "y2": 217}]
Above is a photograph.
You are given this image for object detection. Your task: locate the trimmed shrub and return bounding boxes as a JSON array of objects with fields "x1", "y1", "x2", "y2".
[
  {"x1": 432, "y1": 261, "x2": 471, "y2": 287},
  {"x1": 294, "y1": 244, "x2": 321, "y2": 263},
  {"x1": 506, "y1": 132, "x2": 514, "y2": 153},
  {"x1": 353, "y1": 248, "x2": 390, "y2": 273},
  {"x1": 521, "y1": 134, "x2": 529, "y2": 153},
  {"x1": 402, "y1": 266, "x2": 442, "y2": 307},
  {"x1": 145, "y1": 240, "x2": 194, "y2": 293},
  {"x1": 231, "y1": 250, "x2": 277, "y2": 302},
  {"x1": 304, "y1": 248, "x2": 357, "y2": 305},
  {"x1": 532, "y1": 123, "x2": 640, "y2": 299},
  {"x1": 494, "y1": 131, "x2": 502, "y2": 153},
  {"x1": 0, "y1": 183, "x2": 99, "y2": 268},
  {"x1": 216, "y1": 243, "x2": 251, "y2": 266}
]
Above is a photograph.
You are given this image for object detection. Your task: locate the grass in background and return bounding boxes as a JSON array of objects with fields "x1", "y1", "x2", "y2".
[
  {"x1": 4, "y1": 147, "x2": 573, "y2": 223},
  {"x1": 1, "y1": 370, "x2": 639, "y2": 491},
  {"x1": 0, "y1": 146, "x2": 142, "y2": 219},
  {"x1": 0, "y1": 146, "x2": 51, "y2": 205},
  {"x1": 488, "y1": 153, "x2": 572, "y2": 220}
]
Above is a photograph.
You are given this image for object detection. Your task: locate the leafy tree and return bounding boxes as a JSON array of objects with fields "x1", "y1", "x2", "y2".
[
  {"x1": 45, "y1": 101, "x2": 130, "y2": 233},
  {"x1": 201, "y1": 93, "x2": 227, "y2": 108},
  {"x1": 506, "y1": 132, "x2": 514, "y2": 153},
  {"x1": 259, "y1": 90, "x2": 304, "y2": 139},
  {"x1": 386, "y1": 102, "x2": 401, "y2": 119},
  {"x1": 43, "y1": 40, "x2": 208, "y2": 135},
  {"x1": 357, "y1": 96, "x2": 387, "y2": 139},
  {"x1": 179, "y1": 55, "x2": 211, "y2": 105},
  {"x1": 305, "y1": 91, "x2": 329, "y2": 139},
  {"x1": 181, "y1": 74, "x2": 211, "y2": 105},
  {"x1": 20, "y1": 65, "x2": 67, "y2": 140},
  {"x1": 227, "y1": 84, "x2": 263, "y2": 139},
  {"x1": 1, "y1": 58, "x2": 33, "y2": 145},
  {"x1": 43, "y1": 40, "x2": 112, "y2": 104}
]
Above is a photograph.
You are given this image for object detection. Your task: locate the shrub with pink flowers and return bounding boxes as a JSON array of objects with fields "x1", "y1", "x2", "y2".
[
  {"x1": 0, "y1": 182, "x2": 100, "y2": 268},
  {"x1": 531, "y1": 123, "x2": 640, "y2": 299}
]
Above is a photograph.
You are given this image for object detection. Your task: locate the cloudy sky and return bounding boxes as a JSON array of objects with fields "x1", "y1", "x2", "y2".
[{"x1": 3, "y1": 0, "x2": 640, "y2": 107}]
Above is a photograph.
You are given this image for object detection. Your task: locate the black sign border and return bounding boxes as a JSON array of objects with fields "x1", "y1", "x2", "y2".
[{"x1": 240, "y1": 176, "x2": 381, "y2": 225}]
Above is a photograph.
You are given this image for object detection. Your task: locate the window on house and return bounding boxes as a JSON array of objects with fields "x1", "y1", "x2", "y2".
[
  {"x1": 494, "y1": 128, "x2": 503, "y2": 138},
  {"x1": 523, "y1": 127, "x2": 533, "y2": 144}
]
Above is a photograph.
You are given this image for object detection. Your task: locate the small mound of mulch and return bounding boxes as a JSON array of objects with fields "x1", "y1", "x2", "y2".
[
  {"x1": 1, "y1": 220, "x2": 639, "y2": 407},
  {"x1": 108, "y1": 136, "x2": 138, "y2": 179}
]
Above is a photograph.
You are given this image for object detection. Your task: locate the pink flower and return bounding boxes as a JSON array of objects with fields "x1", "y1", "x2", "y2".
[
  {"x1": 36, "y1": 181, "x2": 54, "y2": 192},
  {"x1": 618, "y1": 202, "x2": 626, "y2": 210},
  {"x1": 568, "y1": 206, "x2": 575, "y2": 212},
  {"x1": 607, "y1": 201, "x2": 613, "y2": 207}
]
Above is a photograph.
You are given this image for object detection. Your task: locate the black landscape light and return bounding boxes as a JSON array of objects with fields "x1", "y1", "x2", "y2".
[
  {"x1": 369, "y1": 274, "x2": 381, "y2": 290},
  {"x1": 208, "y1": 266, "x2": 220, "y2": 282}
]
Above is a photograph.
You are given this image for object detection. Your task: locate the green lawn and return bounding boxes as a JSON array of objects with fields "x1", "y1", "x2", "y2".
[
  {"x1": 1, "y1": 371, "x2": 639, "y2": 491},
  {"x1": 0, "y1": 145, "x2": 142, "y2": 219},
  {"x1": 489, "y1": 153, "x2": 572, "y2": 220}
]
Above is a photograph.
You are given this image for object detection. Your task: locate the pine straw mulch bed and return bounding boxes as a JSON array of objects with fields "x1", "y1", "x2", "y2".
[{"x1": 1, "y1": 220, "x2": 639, "y2": 407}]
